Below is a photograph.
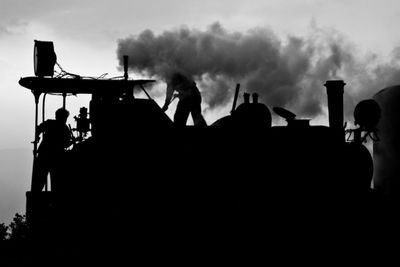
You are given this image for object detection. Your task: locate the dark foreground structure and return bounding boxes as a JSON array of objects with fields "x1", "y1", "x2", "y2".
[{"x1": 11, "y1": 41, "x2": 400, "y2": 265}]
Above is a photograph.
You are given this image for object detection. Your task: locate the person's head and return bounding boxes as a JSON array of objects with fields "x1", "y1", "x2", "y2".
[
  {"x1": 79, "y1": 107, "x2": 88, "y2": 118},
  {"x1": 170, "y1": 72, "x2": 189, "y2": 86},
  {"x1": 55, "y1": 108, "x2": 70, "y2": 123}
]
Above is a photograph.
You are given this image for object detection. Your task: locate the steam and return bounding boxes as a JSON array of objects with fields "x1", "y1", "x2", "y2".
[{"x1": 116, "y1": 22, "x2": 400, "y2": 122}]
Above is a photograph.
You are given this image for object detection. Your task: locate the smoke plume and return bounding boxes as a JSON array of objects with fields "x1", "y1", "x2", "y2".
[{"x1": 116, "y1": 22, "x2": 400, "y2": 122}]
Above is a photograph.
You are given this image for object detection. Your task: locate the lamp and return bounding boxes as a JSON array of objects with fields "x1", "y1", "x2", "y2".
[{"x1": 34, "y1": 40, "x2": 57, "y2": 77}]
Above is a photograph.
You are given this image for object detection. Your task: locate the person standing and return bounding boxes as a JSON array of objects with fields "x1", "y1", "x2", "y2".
[
  {"x1": 161, "y1": 72, "x2": 207, "y2": 126},
  {"x1": 32, "y1": 108, "x2": 72, "y2": 192}
]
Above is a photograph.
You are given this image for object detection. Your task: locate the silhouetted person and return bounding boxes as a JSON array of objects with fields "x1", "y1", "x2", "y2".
[
  {"x1": 161, "y1": 72, "x2": 207, "y2": 126},
  {"x1": 32, "y1": 108, "x2": 72, "y2": 192},
  {"x1": 74, "y1": 106, "x2": 90, "y2": 142}
]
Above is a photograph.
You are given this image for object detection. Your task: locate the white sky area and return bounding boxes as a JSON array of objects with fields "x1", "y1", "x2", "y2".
[{"x1": 1, "y1": 0, "x2": 400, "y2": 224}]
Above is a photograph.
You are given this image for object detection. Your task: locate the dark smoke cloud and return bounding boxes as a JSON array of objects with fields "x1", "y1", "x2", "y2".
[{"x1": 116, "y1": 22, "x2": 400, "y2": 122}]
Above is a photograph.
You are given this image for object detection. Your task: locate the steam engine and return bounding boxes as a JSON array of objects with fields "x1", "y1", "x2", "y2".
[{"x1": 18, "y1": 41, "x2": 380, "y2": 262}]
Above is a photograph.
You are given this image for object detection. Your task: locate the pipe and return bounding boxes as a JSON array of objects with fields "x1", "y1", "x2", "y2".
[
  {"x1": 231, "y1": 83, "x2": 241, "y2": 114},
  {"x1": 123, "y1": 55, "x2": 129, "y2": 80}
]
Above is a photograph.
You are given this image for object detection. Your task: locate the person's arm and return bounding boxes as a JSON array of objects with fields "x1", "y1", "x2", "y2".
[
  {"x1": 35, "y1": 121, "x2": 46, "y2": 142},
  {"x1": 162, "y1": 83, "x2": 174, "y2": 111}
]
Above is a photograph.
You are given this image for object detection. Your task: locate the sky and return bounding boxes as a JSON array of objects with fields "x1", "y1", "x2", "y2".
[{"x1": 1, "y1": 0, "x2": 400, "y2": 224}]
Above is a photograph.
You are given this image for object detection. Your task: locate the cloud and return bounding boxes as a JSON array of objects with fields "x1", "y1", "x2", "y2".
[
  {"x1": 0, "y1": 21, "x2": 28, "y2": 38},
  {"x1": 117, "y1": 22, "x2": 400, "y2": 122},
  {"x1": 0, "y1": 24, "x2": 9, "y2": 36}
]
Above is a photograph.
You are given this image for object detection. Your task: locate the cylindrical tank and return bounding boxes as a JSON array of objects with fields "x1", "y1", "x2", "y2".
[
  {"x1": 373, "y1": 85, "x2": 400, "y2": 196},
  {"x1": 211, "y1": 93, "x2": 272, "y2": 128},
  {"x1": 232, "y1": 93, "x2": 272, "y2": 128}
]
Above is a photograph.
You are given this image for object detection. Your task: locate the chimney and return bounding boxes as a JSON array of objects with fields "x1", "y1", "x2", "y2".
[
  {"x1": 123, "y1": 55, "x2": 129, "y2": 80},
  {"x1": 243, "y1": 93, "x2": 250, "y2": 104},
  {"x1": 324, "y1": 80, "x2": 346, "y2": 143},
  {"x1": 252, "y1": 93, "x2": 259, "y2": 104}
]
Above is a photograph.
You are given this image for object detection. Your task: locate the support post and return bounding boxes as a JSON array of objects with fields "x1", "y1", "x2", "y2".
[
  {"x1": 32, "y1": 91, "x2": 41, "y2": 191},
  {"x1": 62, "y1": 93, "x2": 66, "y2": 109}
]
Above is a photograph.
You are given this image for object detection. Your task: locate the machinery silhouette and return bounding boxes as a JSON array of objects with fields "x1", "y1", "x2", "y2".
[{"x1": 18, "y1": 40, "x2": 384, "y2": 263}]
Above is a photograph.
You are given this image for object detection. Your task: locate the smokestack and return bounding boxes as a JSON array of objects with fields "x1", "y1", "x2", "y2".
[
  {"x1": 324, "y1": 80, "x2": 346, "y2": 143},
  {"x1": 123, "y1": 55, "x2": 129, "y2": 80}
]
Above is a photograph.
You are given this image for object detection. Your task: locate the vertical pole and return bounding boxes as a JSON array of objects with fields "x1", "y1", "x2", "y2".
[
  {"x1": 62, "y1": 93, "x2": 66, "y2": 109},
  {"x1": 33, "y1": 93, "x2": 40, "y2": 157},
  {"x1": 41, "y1": 93, "x2": 48, "y2": 191},
  {"x1": 123, "y1": 55, "x2": 132, "y2": 100},
  {"x1": 42, "y1": 93, "x2": 47, "y2": 122},
  {"x1": 32, "y1": 91, "x2": 41, "y2": 191}
]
